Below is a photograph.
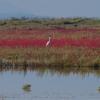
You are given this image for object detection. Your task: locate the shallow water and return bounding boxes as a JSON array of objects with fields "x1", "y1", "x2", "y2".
[{"x1": 0, "y1": 70, "x2": 100, "y2": 100}]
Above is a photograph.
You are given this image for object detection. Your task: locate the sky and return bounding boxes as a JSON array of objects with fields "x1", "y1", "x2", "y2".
[{"x1": 0, "y1": 0, "x2": 100, "y2": 18}]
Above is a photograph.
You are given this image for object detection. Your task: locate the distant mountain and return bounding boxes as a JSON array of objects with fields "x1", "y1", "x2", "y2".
[
  {"x1": 0, "y1": 13, "x2": 52, "y2": 20},
  {"x1": 0, "y1": 12, "x2": 35, "y2": 19}
]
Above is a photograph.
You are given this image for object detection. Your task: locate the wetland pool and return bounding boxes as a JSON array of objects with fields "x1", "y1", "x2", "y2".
[{"x1": 0, "y1": 69, "x2": 100, "y2": 100}]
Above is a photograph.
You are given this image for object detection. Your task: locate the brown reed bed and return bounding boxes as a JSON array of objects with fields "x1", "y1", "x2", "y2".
[{"x1": 0, "y1": 46, "x2": 99, "y2": 69}]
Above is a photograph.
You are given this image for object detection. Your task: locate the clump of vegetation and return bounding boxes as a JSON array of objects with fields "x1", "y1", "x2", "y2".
[
  {"x1": 22, "y1": 84, "x2": 31, "y2": 92},
  {"x1": 97, "y1": 87, "x2": 100, "y2": 92}
]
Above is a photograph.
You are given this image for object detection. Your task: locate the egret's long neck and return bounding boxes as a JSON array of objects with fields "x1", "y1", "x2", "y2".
[{"x1": 49, "y1": 37, "x2": 51, "y2": 41}]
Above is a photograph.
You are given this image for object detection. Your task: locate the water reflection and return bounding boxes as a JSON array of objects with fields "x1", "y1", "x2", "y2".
[{"x1": 0, "y1": 64, "x2": 100, "y2": 77}]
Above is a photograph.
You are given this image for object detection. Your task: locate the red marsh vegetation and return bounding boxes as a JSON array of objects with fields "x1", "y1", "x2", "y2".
[
  {"x1": 0, "y1": 38, "x2": 99, "y2": 48},
  {"x1": 0, "y1": 28, "x2": 99, "y2": 48}
]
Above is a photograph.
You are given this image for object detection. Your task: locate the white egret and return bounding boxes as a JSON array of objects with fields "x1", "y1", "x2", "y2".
[{"x1": 46, "y1": 35, "x2": 51, "y2": 47}]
